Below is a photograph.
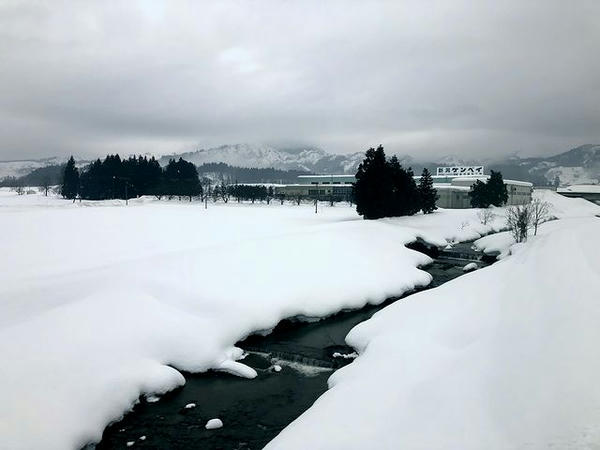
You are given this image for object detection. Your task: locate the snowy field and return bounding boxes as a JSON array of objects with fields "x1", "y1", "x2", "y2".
[{"x1": 0, "y1": 188, "x2": 598, "y2": 449}]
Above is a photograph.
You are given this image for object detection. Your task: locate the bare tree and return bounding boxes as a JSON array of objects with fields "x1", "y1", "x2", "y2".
[
  {"x1": 506, "y1": 204, "x2": 533, "y2": 243},
  {"x1": 219, "y1": 182, "x2": 231, "y2": 203},
  {"x1": 295, "y1": 194, "x2": 303, "y2": 206},
  {"x1": 477, "y1": 207, "x2": 495, "y2": 225},
  {"x1": 11, "y1": 182, "x2": 25, "y2": 195},
  {"x1": 530, "y1": 198, "x2": 551, "y2": 235},
  {"x1": 212, "y1": 184, "x2": 220, "y2": 202},
  {"x1": 40, "y1": 177, "x2": 51, "y2": 196}
]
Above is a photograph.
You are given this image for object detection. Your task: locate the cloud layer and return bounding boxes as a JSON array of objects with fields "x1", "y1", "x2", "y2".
[{"x1": 1, "y1": 0, "x2": 599, "y2": 160}]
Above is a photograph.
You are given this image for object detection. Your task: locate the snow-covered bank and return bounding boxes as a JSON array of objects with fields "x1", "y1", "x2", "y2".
[
  {"x1": 266, "y1": 203, "x2": 600, "y2": 449},
  {"x1": 474, "y1": 189, "x2": 600, "y2": 257},
  {"x1": 0, "y1": 191, "x2": 492, "y2": 449},
  {"x1": 0, "y1": 189, "x2": 596, "y2": 449}
]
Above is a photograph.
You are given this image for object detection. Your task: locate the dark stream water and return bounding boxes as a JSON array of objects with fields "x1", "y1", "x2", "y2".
[{"x1": 94, "y1": 242, "x2": 487, "y2": 450}]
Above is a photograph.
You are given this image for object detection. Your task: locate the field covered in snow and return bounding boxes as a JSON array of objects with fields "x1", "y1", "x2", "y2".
[{"x1": 0, "y1": 188, "x2": 598, "y2": 449}]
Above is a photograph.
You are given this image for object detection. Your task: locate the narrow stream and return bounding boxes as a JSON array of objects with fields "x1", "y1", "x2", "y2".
[{"x1": 94, "y1": 241, "x2": 489, "y2": 449}]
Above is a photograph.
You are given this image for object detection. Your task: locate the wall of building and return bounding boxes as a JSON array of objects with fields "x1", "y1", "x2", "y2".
[
  {"x1": 274, "y1": 183, "x2": 353, "y2": 200},
  {"x1": 274, "y1": 173, "x2": 533, "y2": 208},
  {"x1": 557, "y1": 191, "x2": 600, "y2": 205},
  {"x1": 434, "y1": 178, "x2": 533, "y2": 209}
]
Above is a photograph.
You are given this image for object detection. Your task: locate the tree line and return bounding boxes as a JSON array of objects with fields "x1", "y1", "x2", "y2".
[
  {"x1": 354, "y1": 145, "x2": 438, "y2": 219},
  {"x1": 196, "y1": 162, "x2": 308, "y2": 184},
  {"x1": 61, "y1": 154, "x2": 285, "y2": 204},
  {"x1": 61, "y1": 155, "x2": 202, "y2": 201}
]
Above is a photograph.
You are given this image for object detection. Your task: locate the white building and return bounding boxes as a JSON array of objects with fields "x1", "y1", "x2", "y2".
[
  {"x1": 432, "y1": 175, "x2": 533, "y2": 208},
  {"x1": 557, "y1": 184, "x2": 600, "y2": 205},
  {"x1": 274, "y1": 174, "x2": 355, "y2": 200},
  {"x1": 273, "y1": 169, "x2": 533, "y2": 208}
]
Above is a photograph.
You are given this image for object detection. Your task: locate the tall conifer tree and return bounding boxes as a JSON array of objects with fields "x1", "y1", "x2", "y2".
[
  {"x1": 486, "y1": 170, "x2": 508, "y2": 206},
  {"x1": 354, "y1": 145, "x2": 391, "y2": 219},
  {"x1": 418, "y1": 168, "x2": 438, "y2": 213},
  {"x1": 61, "y1": 156, "x2": 79, "y2": 200}
]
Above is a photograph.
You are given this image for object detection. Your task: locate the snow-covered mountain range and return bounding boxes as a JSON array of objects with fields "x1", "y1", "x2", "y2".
[
  {"x1": 158, "y1": 143, "x2": 600, "y2": 185},
  {"x1": 157, "y1": 143, "x2": 368, "y2": 174},
  {"x1": 2, "y1": 144, "x2": 599, "y2": 186},
  {"x1": 0, "y1": 156, "x2": 69, "y2": 180}
]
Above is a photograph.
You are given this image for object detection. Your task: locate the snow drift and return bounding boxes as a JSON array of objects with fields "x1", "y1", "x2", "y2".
[{"x1": 266, "y1": 209, "x2": 600, "y2": 449}]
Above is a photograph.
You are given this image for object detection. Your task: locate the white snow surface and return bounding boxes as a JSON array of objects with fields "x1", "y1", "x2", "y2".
[
  {"x1": 205, "y1": 418, "x2": 223, "y2": 430},
  {"x1": 462, "y1": 262, "x2": 478, "y2": 272},
  {"x1": 266, "y1": 200, "x2": 600, "y2": 449},
  {"x1": 0, "y1": 189, "x2": 597, "y2": 449},
  {"x1": 475, "y1": 190, "x2": 600, "y2": 257}
]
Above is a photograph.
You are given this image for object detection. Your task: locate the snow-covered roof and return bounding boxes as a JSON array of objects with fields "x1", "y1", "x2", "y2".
[
  {"x1": 428, "y1": 175, "x2": 533, "y2": 187},
  {"x1": 557, "y1": 184, "x2": 600, "y2": 194},
  {"x1": 432, "y1": 184, "x2": 471, "y2": 191},
  {"x1": 297, "y1": 174, "x2": 355, "y2": 179},
  {"x1": 504, "y1": 179, "x2": 534, "y2": 187}
]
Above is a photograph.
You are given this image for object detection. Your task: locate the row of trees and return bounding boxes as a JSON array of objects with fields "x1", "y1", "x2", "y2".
[
  {"x1": 354, "y1": 146, "x2": 438, "y2": 219},
  {"x1": 61, "y1": 155, "x2": 202, "y2": 200},
  {"x1": 62, "y1": 154, "x2": 292, "y2": 204}
]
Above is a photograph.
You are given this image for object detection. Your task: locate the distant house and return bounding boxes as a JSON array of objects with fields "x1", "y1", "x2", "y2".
[{"x1": 557, "y1": 184, "x2": 600, "y2": 205}]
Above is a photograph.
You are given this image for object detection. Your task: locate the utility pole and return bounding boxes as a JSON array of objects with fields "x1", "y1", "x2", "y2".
[
  {"x1": 314, "y1": 181, "x2": 318, "y2": 214},
  {"x1": 205, "y1": 179, "x2": 211, "y2": 209}
]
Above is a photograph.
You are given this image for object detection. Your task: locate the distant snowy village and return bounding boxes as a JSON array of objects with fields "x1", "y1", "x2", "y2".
[{"x1": 1, "y1": 143, "x2": 599, "y2": 449}]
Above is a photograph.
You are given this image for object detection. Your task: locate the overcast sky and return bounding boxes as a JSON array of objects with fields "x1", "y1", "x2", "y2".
[{"x1": 1, "y1": 0, "x2": 599, "y2": 161}]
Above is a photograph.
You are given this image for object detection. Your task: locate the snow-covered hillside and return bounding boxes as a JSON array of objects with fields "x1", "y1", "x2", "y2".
[
  {"x1": 266, "y1": 194, "x2": 600, "y2": 450},
  {"x1": 524, "y1": 144, "x2": 600, "y2": 185},
  {"x1": 158, "y1": 143, "x2": 367, "y2": 174},
  {"x1": 0, "y1": 157, "x2": 68, "y2": 180}
]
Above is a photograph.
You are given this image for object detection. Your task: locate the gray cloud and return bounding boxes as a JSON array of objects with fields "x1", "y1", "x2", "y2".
[{"x1": 1, "y1": 0, "x2": 599, "y2": 161}]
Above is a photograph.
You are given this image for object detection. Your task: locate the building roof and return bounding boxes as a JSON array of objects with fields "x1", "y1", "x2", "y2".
[
  {"x1": 432, "y1": 184, "x2": 472, "y2": 191},
  {"x1": 417, "y1": 175, "x2": 532, "y2": 187},
  {"x1": 297, "y1": 174, "x2": 355, "y2": 179},
  {"x1": 557, "y1": 184, "x2": 600, "y2": 194}
]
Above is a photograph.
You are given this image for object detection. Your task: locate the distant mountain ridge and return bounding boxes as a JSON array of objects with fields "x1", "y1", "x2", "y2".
[
  {"x1": 2, "y1": 144, "x2": 599, "y2": 187},
  {"x1": 0, "y1": 156, "x2": 69, "y2": 180},
  {"x1": 159, "y1": 143, "x2": 600, "y2": 186},
  {"x1": 157, "y1": 143, "x2": 368, "y2": 174}
]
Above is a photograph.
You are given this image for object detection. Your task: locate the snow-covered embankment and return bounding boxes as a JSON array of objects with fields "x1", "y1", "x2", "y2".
[
  {"x1": 0, "y1": 191, "x2": 504, "y2": 450},
  {"x1": 266, "y1": 195, "x2": 600, "y2": 449}
]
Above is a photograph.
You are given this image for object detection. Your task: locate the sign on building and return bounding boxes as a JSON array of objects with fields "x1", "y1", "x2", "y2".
[{"x1": 436, "y1": 166, "x2": 484, "y2": 176}]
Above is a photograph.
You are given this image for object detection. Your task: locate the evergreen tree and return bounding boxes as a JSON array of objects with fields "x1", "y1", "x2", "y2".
[
  {"x1": 163, "y1": 158, "x2": 202, "y2": 200},
  {"x1": 354, "y1": 145, "x2": 391, "y2": 219},
  {"x1": 469, "y1": 179, "x2": 489, "y2": 208},
  {"x1": 404, "y1": 167, "x2": 421, "y2": 215},
  {"x1": 388, "y1": 157, "x2": 419, "y2": 216},
  {"x1": 553, "y1": 175, "x2": 561, "y2": 188},
  {"x1": 469, "y1": 170, "x2": 508, "y2": 208},
  {"x1": 418, "y1": 168, "x2": 438, "y2": 213},
  {"x1": 61, "y1": 156, "x2": 79, "y2": 200},
  {"x1": 486, "y1": 170, "x2": 508, "y2": 206}
]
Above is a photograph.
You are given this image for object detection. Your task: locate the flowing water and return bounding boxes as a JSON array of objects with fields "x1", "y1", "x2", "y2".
[{"x1": 94, "y1": 241, "x2": 488, "y2": 449}]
